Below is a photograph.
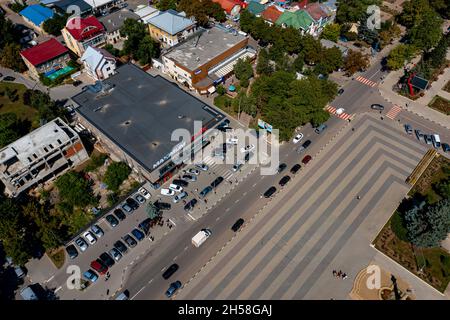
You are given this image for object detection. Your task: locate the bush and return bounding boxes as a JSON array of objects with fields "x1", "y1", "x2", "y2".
[
  {"x1": 85, "y1": 153, "x2": 108, "y2": 172},
  {"x1": 391, "y1": 211, "x2": 409, "y2": 241},
  {"x1": 103, "y1": 162, "x2": 131, "y2": 192}
]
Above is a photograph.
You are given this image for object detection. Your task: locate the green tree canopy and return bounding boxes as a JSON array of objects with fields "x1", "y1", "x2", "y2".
[
  {"x1": 336, "y1": 0, "x2": 381, "y2": 23},
  {"x1": 43, "y1": 14, "x2": 68, "y2": 36},
  {"x1": 343, "y1": 49, "x2": 370, "y2": 75},
  {"x1": 156, "y1": 0, "x2": 178, "y2": 11},
  {"x1": 0, "y1": 113, "x2": 21, "y2": 148},
  {"x1": 321, "y1": 23, "x2": 341, "y2": 42},
  {"x1": 55, "y1": 171, "x2": 97, "y2": 208},
  {"x1": 103, "y1": 162, "x2": 131, "y2": 192},
  {"x1": 234, "y1": 58, "x2": 253, "y2": 88}
]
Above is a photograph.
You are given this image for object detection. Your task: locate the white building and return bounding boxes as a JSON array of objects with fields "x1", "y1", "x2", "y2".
[{"x1": 81, "y1": 46, "x2": 117, "y2": 80}]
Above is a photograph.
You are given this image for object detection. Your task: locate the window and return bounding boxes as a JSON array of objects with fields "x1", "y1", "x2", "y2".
[{"x1": 106, "y1": 67, "x2": 110, "y2": 71}]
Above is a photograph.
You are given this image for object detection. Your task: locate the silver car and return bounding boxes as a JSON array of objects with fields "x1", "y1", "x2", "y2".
[
  {"x1": 75, "y1": 237, "x2": 88, "y2": 252},
  {"x1": 195, "y1": 163, "x2": 209, "y2": 171},
  {"x1": 173, "y1": 191, "x2": 188, "y2": 203},
  {"x1": 109, "y1": 248, "x2": 123, "y2": 261}
]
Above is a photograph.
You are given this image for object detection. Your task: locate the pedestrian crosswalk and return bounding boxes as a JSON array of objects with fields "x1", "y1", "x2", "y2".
[
  {"x1": 355, "y1": 76, "x2": 377, "y2": 87},
  {"x1": 385, "y1": 105, "x2": 402, "y2": 120},
  {"x1": 325, "y1": 105, "x2": 354, "y2": 121},
  {"x1": 202, "y1": 156, "x2": 234, "y2": 180}
]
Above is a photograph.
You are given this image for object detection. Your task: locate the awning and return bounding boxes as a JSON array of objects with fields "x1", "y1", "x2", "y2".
[
  {"x1": 208, "y1": 86, "x2": 216, "y2": 93},
  {"x1": 212, "y1": 51, "x2": 256, "y2": 78}
]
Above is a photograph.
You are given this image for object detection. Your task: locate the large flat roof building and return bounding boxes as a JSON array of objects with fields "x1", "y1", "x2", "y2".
[{"x1": 72, "y1": 64, "x2": 224, "y2": 186}]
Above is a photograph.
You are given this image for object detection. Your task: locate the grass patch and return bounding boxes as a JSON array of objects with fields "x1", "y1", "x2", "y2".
[
  {"x1": 48, "y1": 248, "x2": 65, "y2": 269},
  {"x1": 84, "y1": 153, "x2": 108, "y2": 173},
  {"x1": 390, "y1": 211, "x2": 408, "y2": 242},
  {"x1": 213, "y1": 95, "x2": 238, "y2": 117},
  {"x1": 0, "y1": 82, "x2": 38, "y2": 125},
  {"x1": 443, "y1": 81, "x2": 450, "y2": 94},
  {"x1": 428, "y1": 95, "x2": 450, "y2": 115}
]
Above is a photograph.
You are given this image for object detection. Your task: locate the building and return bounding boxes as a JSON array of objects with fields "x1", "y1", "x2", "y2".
[
  {"x1": 276, "y1": 10, "x2": 314, "y2": 35},
  {"x1": 247, "y1": 1, "x2": 266, "y2": 17},
  {"x1": 0, "y1": 118, "x2": 89, "y2": 197},
  {"x1": 61, "y1": 16, "x2": 106, "y2": 57},
  {"x1": 160, "y1": 26, "x2": 255, "y2": 94},
  {"x1": 71, "y1": 64, "x2": 224, "y2": 187},
  {"x1": 261, "y1": 5, "x2": 283, "y2": 25},
  {"x1": 20, "y1": 38, "x2": 70, "y2": 78},
  {"x1": 320, "y1": 39, "x2": 348, "y2": 56},
  {"x1": 53, "y1": 0, "x2": 93, "y2": 17},
  {"x1": 98, "y1": 9, "x2": 139, "y2": 47},
  {"x1": 212, "y1": 0, "x2": 243, "y2": 17},
  {"x1": 81, "y1": 46, "x2": 116, "y2": 80},
  {"x1": 147, "y1": 10, "x2": 197, "y2": 48},
  {"x1": 19, "y1": 4, "x2": 54, "y2": 31},
  {"x1": 134, "y1": 5, "x2": 160, "y2": 23},
  {"x1": 303, "y1": 2, "x2": 333, "y2": 35},
  {"x1": 83, "y1": 0, "x2": 120, "y2": 13}
]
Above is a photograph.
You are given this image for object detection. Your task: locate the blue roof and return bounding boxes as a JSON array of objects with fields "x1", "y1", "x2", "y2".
[
  {"x1": 147, "y1": 9, "x2": 195, "y2": 36},
  {"x1": 20, "y1": 5, "x2": 54, "y2": 26}
]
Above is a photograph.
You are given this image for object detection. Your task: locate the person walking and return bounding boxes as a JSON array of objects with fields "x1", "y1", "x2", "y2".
[
  {"x1": 342, "y1": 273, "x2": 348, "y2": 280},
  {"x1": 357, "y1": 195, "x2": 361, "y2": 200},
  {"x1": 332, "y1": 270, "x2": 337, "y2": 277},
  {"x1": 337, "y1": 270, "x2": 342, "y2": 278}
]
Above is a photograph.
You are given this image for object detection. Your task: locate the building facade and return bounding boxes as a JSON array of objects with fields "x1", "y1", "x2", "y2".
[
  {"x1": 81, "y1": 46, "x2": 116, "y2": 80},
  {"x1": 98, "y1": 9, "x2": 139, "y2": 47},
  {"x1": 61, "y1": 16, "x2": 106, "y2": 57}
]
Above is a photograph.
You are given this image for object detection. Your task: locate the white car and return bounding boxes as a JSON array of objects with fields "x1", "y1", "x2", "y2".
[
  {"x1": 336, "y1": 108, "x2": 345, "y2": 115},
  {"x1": 83, "y1": 231, "x2": 97, "y2": 245},
  {"x1": 169, "y1": 184, "x2": 183, "y2": 193},
  {"x1": 226, "y1": 137, "x2": 238, "y2": 145},
  {"x1": 240, "y1": 144, "x2": 255, "y2": 153},
  {"x1": 292, "y1": 133, "x2": 304, "y2": 144},
  {"x1": 138, "y1": 187, "x2": 151, "y2": 199},
  {"x1": 161, "y1": 188, "x2": 175, "y2": 196}
]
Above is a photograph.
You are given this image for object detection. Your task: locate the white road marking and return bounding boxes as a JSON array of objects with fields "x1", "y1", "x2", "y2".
[
  {"x1": 187, "y1": 213, "x2": 196, "y2": 221},
  {"x1": 253, "y1": 183, "x2": 257, "y2": 187},
  {"x1": 54, "y1": 286, "x2": 62, "y2": 293},
  {"x1": 161, "y1": 267, "x2": 165, "y2": 272},
  {"x1": 131, "y1": 286, "x2": 146, "y2": 300},
  {"x1": 169, "y1": 218, "x2": 176, "y2": 226},
  {"x1": 45, "y1": 275, "x2": 55, "y2": 283},
  {"x1": 216, "y1": 217, "x2": 220, "y2": 221},
  {"x1": 235, "y1": 199, "x2": 239, "y2": 203},
  {"x1": 173, "y1": 255, "x2": 178, "y2": 261},
  {"x1": 148, "y1": 279, "x2": 153, "y2": 284},
  {"x1": 184, "y1": 246, "x2": 188, "y2": 251}
]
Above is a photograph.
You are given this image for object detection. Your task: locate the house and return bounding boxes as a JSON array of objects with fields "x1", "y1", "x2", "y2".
[
  {"x1": 0, "y1": 118, "x2": 89, "y2": 197},
  {"x1": 261, "y1": 5, "x2": 283, "y2": 25},
  {"x1": 147, "y1": 10, "x2": 197, "y2": 48},
  {"x1": 276, "y1": 10, "x2": 314, "y2": 35},
  {"x1": 98, "y1": 9, "x2": 139, "y2": 48},
  {"x1": 61, "y1": 16, "x2": 106, "y2": 57},
  {"x1": 247, "y1": 1, "x2": 266, "y2": 17},
  {"x1": 320, "y1": 39, "x2": 348, "y2": 56},
  {"x1": 20, "y1": 38, "x2": 70, "y2": 78},
  {"x1": 19, "y1": 4, "x2": 54, "y2": 31},
  {"x1": 81, "y1": 46, "x2": 116, "y2": 80},
  {"x1": 212, "y1": 0, "x2": 243, "y2": 17},
  {"x1": 304, "y1": 2, "x2": 333, "y2": 36},
  {"x1": 53, "y1": 0, "x2": 93, "y2": 17},
  {"x1": 83, "y1": 0, "x2": 120, "y2": 13},
  {"x1": 134, "y1": 5, "x2": 160, "y2": 23}
]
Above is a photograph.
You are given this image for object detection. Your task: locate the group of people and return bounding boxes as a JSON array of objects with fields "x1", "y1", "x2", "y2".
[{"x1": 332, "y1": 270, "x2": 348, "y2": 280}]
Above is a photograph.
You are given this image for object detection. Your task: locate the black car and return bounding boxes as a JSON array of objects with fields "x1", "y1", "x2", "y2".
[
  {"x1": 442, "y1": 143, "x2": 450, "y2": 152},
  {"x1": 199, "y1": 186, "x2": 213, "y2": 198},
  {"x1": 113, "y1": 240, "x2": 128, "y2": 255},
  {"x1": 114, "y1": 209, "x2": 126, "y2": 221},
  {"x1": 231, "y1": 218, "x2": 244, "y2": 232},
  {"x1": 338, "y1": 88, "x2": 344, "y2": 95},
  {"x1": 72, "y1": 80, "x2": 82, "y2": 87},
  {"x1": 263, "y1": 186, "x2": 277, "y2": 198},
  {"x1": 66, "y1": 245, "x2": 79, "y2": 259},
  {"x1": 123, "y1": 234, "x2": 137, "y2": 248},
  {"x1": 154, "y1": 201, "x2": 171, "y2": 210},
  {"x1": 172, "y1": 179, "x2": 189, "y2": 187},
  {"x1": 210, "y1": 176, "x2": 224, "y2": 188},
  {"x1": 404, "y1": 124, "x2": 413, "y2": 135},
  {"x1": 3, "y1": 76, "x2": 15, "y2": 81},
  {"x1": 162, "y1": 263, "x2": 179, "y2": 280},
  {"x1": 138, "y1": 218, "x2": 152, "y2": 235},
  {"x1": 279, "y1": 175, "x2": 291, "y2": 186},
  {"x1": 184, "y1": 198, "x2": 198, "y2": 212},
  {"x1": 105, "y1": 214, "x2": 119, "y2": 228},
  {"x1": 244, "y1": 152, "x2": 253, "y2": 162},
  {"x1": 370, "y1": 104, "x2": 384, "y2": 111},
  {"x1": 277, "y1": 163, "x2": 287, "y2": 173},
  {"x1": 126, "y1": 198, "x2": 139, "y2": 210},
  {"x1": 99, "y1": 252, "x2": 115, "y2": 268},
  {"x1": 298, "y1": 140, "x2": 311, "y2": 153},
  {"x1": 290, "y1": 164, "x2": 301, "y2": 174}
]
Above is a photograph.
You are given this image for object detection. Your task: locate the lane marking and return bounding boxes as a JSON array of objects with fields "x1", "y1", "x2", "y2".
[
  {"x1": 169, "y1": 218, "x2": 176, "y2": 226},
  {"x1": 148, "y1": 279, "x2": 153, "y2": 284},
  {"x1": 131, "y1": 286, "x2": 146, "y2": 300},
  {"x1": 45, "y1": 275, "x2": 55, "y2": 283}
]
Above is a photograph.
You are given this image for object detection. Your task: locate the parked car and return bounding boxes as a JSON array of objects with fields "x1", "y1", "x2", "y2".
[
  {"x1": 196, "y1": 163, "x2": 209, "y2": 171},
  {"x1": 415, "y1": 129, "x2": 424, "y2": 141},
  {"x1": 105, "y1": 214, "x2": 119, "y2": 228},
  {"x1": 370, "y1": 104, "x2": 384, "y2": 111},
  {"x1": 123, "y1": 234, "x2": 137, "y2": 248},
  {"x1": 138, "y1": 218, "x2": 152, "y2": 235},
  {"x1": 172, "y1": 179, "x2": 189, "y2": 187},
  {"x1": 72, "y1": 80, "x2": 82, "y2": 87},
  {"x1": 277, "y1": 163, "x2": 287, "y2": 173},
  {"x1": 66, "y1": 245, "x2": 79, "y2": 259},
  {"x1": 14, "y1": 266, "x2": 25, "y2": 279},
  {"x1": 161, "y1": 188, "x2": 175, "y2": 196},
  {"x1": 99, "y1": 252, "x2": 115, "y2": 268},
  {"x1": 404, "y1": 124, "x2": 413, "y2": 135},
  {"x1": 240, "y1": 144, "x2": 255, "y2": 153},
  {"x1": 231, "y1": 218, "x2": 244, "y2": 232},
  {"x1": 263, "y1": 186, "x2": 277, "y2": 198},
  {"x1": 126, "y1": 198, "x2": 139, "y2": 210},
  {"x1": 109, "y1": 248, "x2": 122, "y2": 262},
  {"x1": 210, "y1": 176, "x2": 224, "y2": 188},
  {"x1": 131, "y1": 228, "x2": 145, "y2": 241},
  {"x1": 138, "y1": 187, "x2": 151, "y2": 199},
  {"x1": 114, "y1": 209, "x2": 126, "y2": 221},
  {"x1": 90, "y1": 259, "x2": 108, "y2": 275},
  {"x1": 173, "y1": 191, "x2": 188, "y2": 203},
  {"x1": 113, "y1": 240, "x2": 128, "y2": 255},
  {"x1": 135, "y1": 194, "x2": 146, "y2": 204},
  {"x1": 232, "y1": 162, "x2": 243, "y2": 172},
  {"x1": 290, "y1": 164, "x2": 301, "y2": 174},
  {"x1": 314, "y1": 124, "x2": 327, "y2": 134},
  {"x1": 199, "y1": 186, "x2": 213, "y2": 198},
  {"x1": 91, "y1": 224, "x2": 104, "y2": 238},
  {"x1": 121, "y1": 203, "x2": 133, "y2": 213},
  {"x1": 83, "y1": 269, "x2": 98, "y2": 282},
  {"x1": 244, "y1": 152, "x2": 253, "y2": 162},
  {"x1": 165, "y1": 281, "x2": 182, "y2": 298},
  {"x1": 297, "y1": 140, "x2": 311, "y2": 153},
  {"x1": 3, "y1": 76, "x2": 15, "y2": 81},
  {"x1": 424, "y1": 135, "x2": 433, "y2": 145},
  {"x1": 83, "y1": 231, "x2": 97, "y2": 245},
  {"x1": 442, "y1": 143, "x2": 450, "y2": 152},
  {"x1": 169, "y1": 184, "x2": 183, "y2": 193},
  {"x1": 279, "y1": 175, "x2": 291, "y2": 187},
  {"x1": 75, "y1": 237, "x2": 88, "y2": 252},
  {"x1": 182, "y1": 174, "x2": 197, "y2": 182},
  {"x1": 302, "y1": 155, "x2": 312, "y2": 164},
  {"x1": 187, "y1": 168, "x2": 200, "y2": 176},
  {"x1": 154, "y1": 201, "x2": 171, "y2": 210},
  {"x1": 292, "y1": 133, "x2": 304, "y2": 144},
  {"x1": 184, "y1": 198, "x2": 198, "y2": 212},
  {"x1": 162, "y1": 264, "x2": 179, "y2": 280}
]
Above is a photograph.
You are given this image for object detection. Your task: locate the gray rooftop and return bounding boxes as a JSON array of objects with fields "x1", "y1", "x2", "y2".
[
  {"x1": 72, "y1": 64, "x2": 222, "y2": 172},
  {"x1": 164, "y1": 26, "x2": 247, "y2": 72},
  {"x1": 147, "y1": 9, "x2": 195, "y2": 35},
  {"x1": 98, "y1": 9, "x2": 139, "y2": 33}
]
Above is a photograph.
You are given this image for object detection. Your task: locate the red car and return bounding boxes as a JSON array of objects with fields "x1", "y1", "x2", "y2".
[
  {"x1": 302, "y1": 155, "x2": 312, "y2": 165},
  {"x1": 90, "y1": 259, "x2": 108, "y2": 275}
]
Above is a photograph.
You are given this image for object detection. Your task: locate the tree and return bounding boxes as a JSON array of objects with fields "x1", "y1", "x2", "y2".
[
  {"x1": 103, "y1": 162, "x2": 131, "y2": 192},
  {"x1": 156, "y1": 0, "x2": 178, "y2": 11},
  {"x1": 408, "y1": 8, "x2": 443, "y2": 51},
  {"x1": 399, "y1": 0, "x2": 432, "y2": 28},
  {"x1": 0, "y1": 113, "x2": 21, "y2": 148},
  {"x1": 135, "y1": 35, "x2": 160, "y2": 65},
  {"x1": 292, "y1": 54, "x2": 304, "y2": 73},
  {"x1": 216, "y1": 84, "x2": 226, "y2": 95},
  {"x1": 256, "y1": 49, "x2": 273, "y2": 75},
  {"x1": 319, "y1": 47, "x2": 343, "y2": 74},
  {"x1": 427, "y1": 33, "x2": 450, "y2": 68},
  {"x1": 234, "y1": 58, "x2": 253, "y2": 88},
  {"x1": 387, "y1": 44, "x2": 416, "y2": 70},
  {"x1": 0, "y1": 43, "x2": 26, "y2": 72},
  {"x1": 336, "y1": 0, "x2": 381, "y2": 23},
  {"x1": 379, "y1": 22, "x2": 401, "y2": 47},
  {"x1": 120, "y1": 19, "x2": 148, "y2": 55},
  {"x1": 22, "y1": 89, "x2": 64, "y2": 122},
  {"x1": 0, "y1": 13, "x2": 16, "y2": 50},
  {"x1": 43, "y1": 14, "x2": 68, "y2": 36},
  {"x1": 300, "y1": 35, "x2": 322, "y2": 65},
  {"x1": 343, "y1": 49, "x2": 370, "y2": 75},
  {"x1": 357, "y1": 13, "x2": 379, "y2": 45},
  {"x1": 55, "y1": 171, "x2": 97, "y2": 208},
  {"x1": 321, "y1": 23, "x2": 341, "y2": 42},
  {"x1": 178, "y1": 0, "x2": 226, "y2": 27}
]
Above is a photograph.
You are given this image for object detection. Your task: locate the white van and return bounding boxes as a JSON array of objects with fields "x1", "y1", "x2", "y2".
[
  {"x1": 192, "y1": 229, "x2": 212, "y2": 247},
  {"x1": 431, "y1": 134, "x2": 441, "y2": 148}
]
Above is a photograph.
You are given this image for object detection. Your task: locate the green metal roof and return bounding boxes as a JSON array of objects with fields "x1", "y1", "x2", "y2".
[
  {"x1": 247, "y1": 1, "x2": 266, "y2": 15},
  {"x1": 276, "y1": 10, "x2": 314, "y2": 31}
]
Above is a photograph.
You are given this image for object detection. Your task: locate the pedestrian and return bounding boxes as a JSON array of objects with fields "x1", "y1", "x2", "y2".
[
  {"x1": 342, "y1": 273, "x2": 348, "y2": 280},
  {"x1": 357, "y1": 195, "x2": 361, "y2": 200},
  {"x1": 169, "y1": 225, "x2": 172, "y2": 229},
  {"x1": 204, "y1": 199, "x2": 208, "y2": 204},
  {"x1": 337, "y1": 270, "x2": 342, "y2": 277},
  {"x1": 332, "y1": 270, "x2": 337, "y2": 277},
  {"x1": 381, "y1": 116, "x2": 384, "y2": 120},
  {"x1": 351, "y1": 128, "x2": 355, "y2": 132},
  {"x1": 106, "y1": 289, "x2": 110, "y2": 295}
]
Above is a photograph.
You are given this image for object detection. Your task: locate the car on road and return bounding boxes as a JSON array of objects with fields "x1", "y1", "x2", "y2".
[
  {"x1": 173, "y1": 191, "x2": 188, "y2": 203},
  {"x1": 199, "y1": 186, "x2": 213, "y2": 198},
  {"x1": 244, "y1": 152, "x2": 253, "y2": 162},
  {"x1": 106, "y1": 214, "x2": 119, "y2": 228},
  {"x1": 336, "y1": 108, "x2": 345, "y2": 115},
  {"x1": 169, "y1": 184, "x2": 183, "y2": 193},
  {"x1": 277, "y1": 163, "x2": 287, "y2": 173},
  {"x1": 154, "y1": 201, "x2": 171, "y2": 210},
  {"x1": 415, "y1": 129, "x2": 424, "y2": 141},
  {"x1": 75, "y1": 237, "x2": 88, "y2": 252},
  {"x1": 240, "y1": 144, "x2": 255, "y2": 153},
  {"x1": 442, "y1": 143, "x2": 450, "y2": 152},
  {"x1": 404, "y1": 124, "x2": 413, "y2": 135},
  {"x1": 121, "y1": 203, "x2": 133, "y2": 213},
  {"x1": 297, "y1": 140, "x2": 311, "y2": 153},
  {"x1": 161, "y1": 188, "x2": 175, "y2": 196},
  {"x1": 99, "y1": 252, "x2": 115, "y2": 268},
  {"x1": 172, "y1": 179, "x2": 189, "y2": 187},
  {"x1": 370, "y1": 104, "x2": 384, "y2": 111},
  {"x1": 83, "y1": 269, "x2": 98, "y2": 282},
  {"x1": 3, "y1": 76, "x2": 15, "y2": 81},
  {"x1": 109, "y1": 248, "x2": 122, "y2": 262},
  {"x1": 279, "y1": 175, "x2": 291, "y2": 187},
  {"x1": 91, "y1": 224, "x2": 104, "y2": 238},
  {"x1": 263, "y1": 186, "x2": 277, "y2": 198},
  {"x1": 232, "y1": 162, "x2": 243, "y2": 172},
  {"x1": 90, "y1": 259, "x2": 108, "y2": 275},
  {"x1": 302, "y1": 155, "x2": 312, "y2": 165},
  {"x1": 338, "y1": 88, "x2": 345, "y2": 95},
  {"x1": 72, "y1": 80, "x2": 82, "y2": 87},
  {"x1": 424, "y1": 135, "x2": 433, "y2": 145},
  {"x1": 314, "y1": 124, "x2": 327, "y2": 134},
  {"x1": 162, "y1": 264, "x2": 179, "y2": 280},
  {"x1": 131, "y1": 228, "x2": 145, "y2": 241},
  {"x1": 292, "y1": 133, "x2": 304, "y2": 144},
  {"x1": 165, "y1": 281, "x2": 182, "y2": 298},
  {"x1": 66, "y1": 245, "x2": 78, "y2": 259},
  {"x1": 210, "y1": 176, "x2": 224, "y2": 188},
  {"x1": 184, "y1": 198, "x2": 198, "y2": 212},
  {"x1": 123, "y1": 235, "x2": 137, "y2": 248},
  {"x1": 182, "y1": 174, "x2": 197, "y2": 182},
  {"x1": 114, "y1": 240, "x2": 128, "y2": 255},
  {"x1": 83, "y1": 231, "x2": 97, "y2": 245},
  {"x1": 114, "y1": 208, "x2": 126, "y2": 221},
  {"x1": 135, "y1": 194, "x2": 146, "y2": 204},
  {"x1": 226, "y1": 137, "x2": 238, "y2": 145},
  {"x1": 187, "y1": 168, "x2": 200, "y2": 176},
  {"x1": 138, "y1": 187, "x2": 151, "y2": 199},
  {"x1": 126, "y1": 198, "x2": 139, "y2": 210},
  {"x1": 231, "y1": 218, "x2": 244, "y2": 232},
  {"x1": 196, "y1": 163, "x2": 209, "y2": 171},
  {"x1": 290, "y1": 164, "x2": 301, "y2": 174}
]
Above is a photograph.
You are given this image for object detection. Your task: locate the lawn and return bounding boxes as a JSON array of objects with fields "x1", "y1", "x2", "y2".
[
  {"x1": 48, "y1": 248, "x2": 65, "y2": 269},
  {"x1": 0, "y1": 82, "x2": 38, "y2": 125},
  {"x1": 428, "y1": 95, "x2": 450, "y2": 115}
]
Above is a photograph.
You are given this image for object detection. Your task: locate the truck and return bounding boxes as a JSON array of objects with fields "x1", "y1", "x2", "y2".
[{"x1": 192, "y1": 229, "x2": 212, "y2": 247}]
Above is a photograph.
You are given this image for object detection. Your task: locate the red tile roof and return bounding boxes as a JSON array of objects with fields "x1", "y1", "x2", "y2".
[
  {"x1": 212, "y1": 0, "x2": 244, "y2": 14},
  {"x1": 20, "y1": 38, "x2": 68, "y2": 66},
  {"x1": 305, "y1": 2, "x2": 328, "y2": 21},
  {"x1": 65, "y1": 16, "x2": 104, "y2": 41},
  {"x1": 261, "y1": 6, "x2": 283, "y2": 24}
]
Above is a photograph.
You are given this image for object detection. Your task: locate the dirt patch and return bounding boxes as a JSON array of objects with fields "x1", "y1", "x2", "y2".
[{"x1": 428, "y1": 96, "x2": 450, "y2": 115}]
